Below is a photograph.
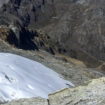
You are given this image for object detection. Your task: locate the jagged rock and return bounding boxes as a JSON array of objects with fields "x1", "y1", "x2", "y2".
[{"x1": 49, "y1": 77, "x2": 105, "y2": 105}]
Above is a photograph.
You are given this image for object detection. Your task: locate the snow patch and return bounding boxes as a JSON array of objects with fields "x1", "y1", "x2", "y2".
[{"x1": 0, "y1": 53, "x2": 74, "y2": 102}]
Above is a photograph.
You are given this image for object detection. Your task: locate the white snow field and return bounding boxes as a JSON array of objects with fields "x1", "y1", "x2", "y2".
[{"x1": 0, "y1": 53, "x2": 74, "y2": 101}]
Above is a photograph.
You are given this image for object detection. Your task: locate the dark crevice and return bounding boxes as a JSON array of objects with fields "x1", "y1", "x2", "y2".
[
  {"x1": 7, "y1": 28, "x2": 39, "y2": 50},
  {"x1": 19, "y1": 28, "x2": 38, "y2": 50}
]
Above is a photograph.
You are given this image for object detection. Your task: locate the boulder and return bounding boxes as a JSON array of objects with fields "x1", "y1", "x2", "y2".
[{"x1": 49, "y1": 77, "x2": 105, "y2": 105}]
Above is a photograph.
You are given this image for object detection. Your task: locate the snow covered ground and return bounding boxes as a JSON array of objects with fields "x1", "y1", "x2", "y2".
[{"x1": 0, "y1": 53, "x2": 74, "y2": 102}]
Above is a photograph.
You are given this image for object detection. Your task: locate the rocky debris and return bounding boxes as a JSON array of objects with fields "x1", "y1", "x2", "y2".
[{"x1": 2, "y1": 77, "x2": 105, "y2": 105}]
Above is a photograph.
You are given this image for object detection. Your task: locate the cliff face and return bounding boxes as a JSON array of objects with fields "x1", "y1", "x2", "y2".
[{"x1": 0, "y1": 0, "x2": 105, "y2": 66}]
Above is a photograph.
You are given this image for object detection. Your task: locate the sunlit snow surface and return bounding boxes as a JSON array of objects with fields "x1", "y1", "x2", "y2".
[{"x1": 0, "y1": 53, "x2": 74, "y2": 101}]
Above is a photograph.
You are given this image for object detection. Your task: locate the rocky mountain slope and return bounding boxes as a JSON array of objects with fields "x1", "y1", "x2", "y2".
[
  {"x1": 0, "y1": 0, "x2": 105, "y2": 104},
  {"x1": 2, "y1": 77, "x2": 105, "y2": 105},
  {"x1": 0, "y1": 37, "x2": 104, "y2": 104},
  {"x1": 0, "y1": 0, "x2": 105, "y2": 67}
]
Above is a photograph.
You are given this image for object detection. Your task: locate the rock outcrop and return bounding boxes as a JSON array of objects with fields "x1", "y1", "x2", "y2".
[
  {"x1": 2, "y1": 77, "x2": 105, "y2": 105},
  {"x1": 0, "y1": 25, "x2": 56, "y2": 53}
]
